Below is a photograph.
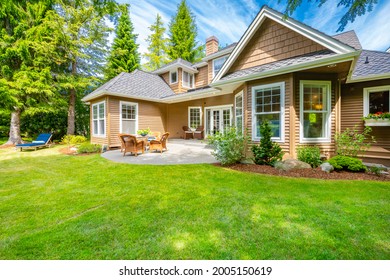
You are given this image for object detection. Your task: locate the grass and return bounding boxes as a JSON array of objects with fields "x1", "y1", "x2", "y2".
[{"x1": 0, "y1": 146, "x2": 389, "y2": 260}]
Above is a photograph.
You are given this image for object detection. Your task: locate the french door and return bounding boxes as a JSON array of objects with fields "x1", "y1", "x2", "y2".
[{"x1": 205, "y1": 106, "x2": 232, "y2": 135}]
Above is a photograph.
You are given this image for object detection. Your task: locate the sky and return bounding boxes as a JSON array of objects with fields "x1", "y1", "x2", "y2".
[{"x1": 115, "y1": 0, "x2": 390, "y2": 62}]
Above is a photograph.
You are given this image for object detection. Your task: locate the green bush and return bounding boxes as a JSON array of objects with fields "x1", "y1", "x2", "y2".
[
  {"x1": 208, "y1": 127, "x2": 248, "y2": 166},
  {"x1": 335, "y1": 126, "x2": 375, "y2": 157},
  {"x1": 297, "y1": 146, "x2": 322, "y2": 168},
  {"x1": 327, "y1": 155, "x2": 367, "y2": 172},
  {"x1": 61, "y1": 134, "x2": 87, "y2": 145},
  {"x1": 77, "y1": 143, "x2": 101, "y2": 154},
  {"x1": 252, "y1": 120, "x2": 283, "y2": 166}
]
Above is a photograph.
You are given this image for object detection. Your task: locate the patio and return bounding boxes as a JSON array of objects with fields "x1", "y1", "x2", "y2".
[{"x1": 101, "y1": 139, "x2": 218, "y2": 165}]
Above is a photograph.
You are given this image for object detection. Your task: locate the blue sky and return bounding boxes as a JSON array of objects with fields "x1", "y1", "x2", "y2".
[{"x1": 116, "y1": 0, "x2": 390, "y2": 62}]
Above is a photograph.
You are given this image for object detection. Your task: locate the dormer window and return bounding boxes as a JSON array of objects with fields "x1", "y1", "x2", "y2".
[
  {"x1": 182, "y1": 71, "x2": 194, "y2": 88},
  {"x1": 170, "y1": 70, "x2": 178, "y2": 84},
  {"x1": 212, "y1": 55, "x2": 228, "y2": 78}
]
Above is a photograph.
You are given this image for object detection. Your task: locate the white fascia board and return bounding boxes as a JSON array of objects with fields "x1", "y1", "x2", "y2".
[
  {"x1": 213, "y1": 6, "x2": 355, "y2": 83},
  {"x1": 346, "y1": 73, "x2": 390, "y2": 84},
  {"x1": 153, "y1": 63, "x2": 198, "y2": 75},
  {"x1": 212, "y1": 52, "x2": 359, "y2": 87},
  {"x1": 193, "y1": 61, "x2": 208, "y2": 68},
  {"x1": 82, "y1": 91, "x2": 161, "y2": 103},
  {"x1": 162, "y1": 88, "x2": 222, "y2": 103}
]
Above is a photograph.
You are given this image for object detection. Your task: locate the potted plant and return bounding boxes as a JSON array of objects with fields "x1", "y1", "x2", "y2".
[
  {"x1": 363, "y1": 112, "x2": 390, "y2": 126},
  {"x1": 137, "y1": 128, "x2": 151, "y2": 136}
]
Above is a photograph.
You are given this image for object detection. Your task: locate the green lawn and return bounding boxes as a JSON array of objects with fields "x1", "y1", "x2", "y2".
[{"x1": 0, "y1": 146, "x2": 389, "y2": 260}]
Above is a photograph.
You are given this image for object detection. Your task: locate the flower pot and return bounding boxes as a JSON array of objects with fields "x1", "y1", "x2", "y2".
[{"x1": 364, "y1": 119, "x2": 390, "y2": 126}]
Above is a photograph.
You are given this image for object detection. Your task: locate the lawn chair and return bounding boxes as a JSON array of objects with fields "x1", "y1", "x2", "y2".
[
  {"x1": 149, "y1": 132, "x2": 169, "y2": 154},
  {"x1": 16, "y1": 133, "x2": 53, "y2": 151}
]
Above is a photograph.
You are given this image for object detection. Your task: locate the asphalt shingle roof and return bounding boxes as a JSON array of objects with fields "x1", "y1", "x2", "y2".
[
  {"x1": 352, "y1": 50, "x2": 390, "y2": 79},
  {"x1": 84, "y1": 70, "x2": 174, "y2": 101},
  {"x1": 332, "y1": 30, "x2": 362, "y2": 50},
  {"x1": 220, "y1": 50, "x2": 336, "y2": 81}
]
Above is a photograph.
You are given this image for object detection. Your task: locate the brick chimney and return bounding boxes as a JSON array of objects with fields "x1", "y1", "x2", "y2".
[{"x1": 206, "y1": 36, "x2": 219, "y2": 56}]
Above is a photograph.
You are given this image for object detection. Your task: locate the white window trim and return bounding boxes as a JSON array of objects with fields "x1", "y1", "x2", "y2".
[
  {"x1": 235, "y1": 91, "x2": 244, "y2": 134},
  {"x1": 169, "y1": 69, "x2": 178, "y2": 84},
  {"x1": 119, "y1": 101, "x2": 138, "y2": 134},
  {"x1": 251, "y1": 82, "x2": 285, "y2": 142},
  {"x1": 182, "y1": 70, "x2": 194, "y2": 89},
  {"x1": 92, "y1": 101, "x2": 106, "y2": 138},
  {"x1": 299, "y1": 80, "x2": 332, "y2": 143},
  {"x1": 212, "y1": 55, "x2": 229, "y2": 78},
  {"x1": 363, "y1": 85, "x2": 390, "y2": 116},
  {"x1": 204, "y1": 105, "x2": 233, "y2": 136},
  {"x1": 188, "y1": 106, "x2": 202, "y2": 128}
]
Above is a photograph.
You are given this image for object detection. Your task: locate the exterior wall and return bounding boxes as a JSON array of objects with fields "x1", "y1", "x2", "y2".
[
  {"x1": 160, "y1": 68, "x2": 183, "y2": 94},
  {"x1": 229, "y1": 18, "x2": 326, "y2": 73},
  {"x1": 246, "y1": 74, "x2": 293, "y2": 156},
  {"x1": 90, "y1": 97, "x2": 109, "y2": 146},
  {"x1": 195, "y1": 65, "x2": 209, "y2": 88},
  {"x1": 166, "y1": 94, "x2": 235, "y2": 139},
  {"x1": 341, "y1": 79, "x2": 390, "y2": 164}
]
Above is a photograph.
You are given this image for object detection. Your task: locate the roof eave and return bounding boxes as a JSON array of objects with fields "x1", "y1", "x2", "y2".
[
  {"x1": 346, "y1": 73, "x2": 390, "y2": 84},
  {"x1": 81, "y1": 91, "x2": 161, "y2": 103},
  {"x1": 153, "y1": 63, "x2": 198, "y2": 74},
  {"x1": 162, "y1": 88, "x2": 222, "y2": 104}
]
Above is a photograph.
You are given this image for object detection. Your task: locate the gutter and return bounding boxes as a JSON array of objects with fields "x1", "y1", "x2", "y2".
[{"x1": 346, "y1": 73, "x2": 390, "y2": 83}]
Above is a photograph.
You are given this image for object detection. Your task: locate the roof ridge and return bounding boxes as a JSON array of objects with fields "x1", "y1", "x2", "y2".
[
  {"x1": 104, "y1": 72, "x2": 126, "y2": 91},
  {"x1": 332, "y1": 30, "x2": 356, "y2": 36}
]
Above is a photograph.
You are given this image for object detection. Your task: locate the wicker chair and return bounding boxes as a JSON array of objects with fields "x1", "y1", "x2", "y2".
[
  {"x1": 182, "y1": 126, "x2": 193, "y2": 139},
  {"x1": 193, "y1": 126, "x2": 204, "y2": 140},
  {"x1": 150, "y1": 131, "x2": 161, "y2": 141},
  {"x1": 149, "y1": 132, "x2": 169, "y2": 153},
  {"x1": 119, "y1": 134, "x2": 144, "y2": 156},
  {"x1": 118, "y1": 133, "x2": 131, "y2": 152}
]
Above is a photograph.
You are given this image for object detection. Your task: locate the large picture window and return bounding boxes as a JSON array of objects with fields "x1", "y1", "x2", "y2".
[
  {"x1": 300, "y1": 81, "x2": 331, "y2": 142},
  {"x1": 363, "y1": 86, "x2": 390, "y2": 116},
  {"x1": 120, "y1": 101, "x2": 138, "y2": 134},
  {"x1": 212, "y1": 55, "x2": 228, "y2": 78},
  {"x1": 252, "y1": 82, "x2": 285, "y2": 141},
  {"x1": 235, "y1": 91, "x2": 243, "y2": 134},
  {"x1": 92, "y1": 101, "x2": 105, "y2": 136},
  {"x1": 182, "y1": 71, "x2": 194, "y2": 88},
  {"x1": 188, "y1": 107, "x2": 202, "y2": 129}
]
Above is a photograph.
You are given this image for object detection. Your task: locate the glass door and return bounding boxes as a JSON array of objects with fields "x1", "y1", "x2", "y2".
[{"x1": 205, "y1": 106, "x2": 232, "y2": 136}]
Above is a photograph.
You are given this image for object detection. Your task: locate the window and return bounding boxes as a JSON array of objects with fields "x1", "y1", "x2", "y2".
[
  {"x1": 300, "y1": 81, "x2": 331, "y2": 142},
  {"x1": 363, "y1": 86, "x2": 390, "y2": 116},
  {"x1": 170, "y1": 70, "x2": 178, "y2": 84},
  {"x1": 252, "y1": 82, "x2": 285, "y2": 141},
  {"x1": 188, "y1": 107, "x2": 201, "y2": 129},
  {"x1": 235, "y1": 91, "x2": 243, "y2": 134},
  {"x1": 120, "y1": 101, "x2": 138, "y2": 134},
  {"x1": 92, "y1": 101, "x2": 105, "y2": 136},
  {"x1": 212, "y1": 55, "x2": 228, "y2": 78},
  {"x1": 182, "y1": 71, "x2": 194, "y2": 88}
]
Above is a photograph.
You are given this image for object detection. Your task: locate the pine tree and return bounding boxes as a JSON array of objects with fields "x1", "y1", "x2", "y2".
[
  {"x1": 167, "y1": 0, "x2": 199, "y2": 63},
  {"x1": 105, "y1": 4, "x2": 140, "y2": 80},
  {"x1": 143, "y1": 14, "x2": 168, "y2": 71}
]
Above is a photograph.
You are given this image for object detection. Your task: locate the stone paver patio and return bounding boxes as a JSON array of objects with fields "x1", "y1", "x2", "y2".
[{"x1": 101, "y1": 139, "x2": 218, "y2": 165}]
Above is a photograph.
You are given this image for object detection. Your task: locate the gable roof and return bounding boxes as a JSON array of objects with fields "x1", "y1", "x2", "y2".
[
  {"x1": 213, "y1": 5, "x2": 356, "y2": 83},
  {"x1": 82, "y1": 70, "x2": 175, "y2": 102},
  {"x1": 348, "y1": 50, "x2": 390, "y2": 82},
  {"x1": 332, "y1": 30, "x2": 362, "y2": 50},
  {"x1": 153, "y1": 58, "x2": 198, "y2": 74}
]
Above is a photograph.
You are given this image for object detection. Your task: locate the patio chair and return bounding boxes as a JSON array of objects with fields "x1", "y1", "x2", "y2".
[
  {"x1": 119, "y1": 134, "x2": 145, "y2": 156},
  {"x1": 149, "y1": 131, "x2": 161, "y2": 141},
  {"x1": 149, "y1": 132, "x2": 169, "y2": 154},
  {"x1": 182, "y1": 126, "x2": 193, "y2": 139},
  {"x1": 118, "y1": 133, "x2": 131, "y2": 152},
  {"x1": 16, "y1": 133, "x2": 53, "y2": 151},
  {"x1": 193, "y1": 126, "x2": 204, "y2": 140}
]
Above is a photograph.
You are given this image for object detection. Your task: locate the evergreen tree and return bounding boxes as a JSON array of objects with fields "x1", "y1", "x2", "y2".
[
  {"x1": 143, "y1": 14, "x2": 168, "y2": 71},
  {"x1": 105, "y1": 4, "x2": 140, "y2": 80},
  {"x1": 252, "y1": 121, "x2": 283, "y2": 166},
  {"x1": 167, "y1": 0, "x2": 200, "y2": 63}
]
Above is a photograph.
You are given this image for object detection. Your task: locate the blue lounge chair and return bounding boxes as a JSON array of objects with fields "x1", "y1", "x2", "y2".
[{"x1": 16, "y1": 133, "x2": 53, "y2": 151}]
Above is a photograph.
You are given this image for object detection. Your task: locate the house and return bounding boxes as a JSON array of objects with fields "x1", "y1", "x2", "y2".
[{"x1": 82, "y1": 6, "x2": 390, "y2": 165}]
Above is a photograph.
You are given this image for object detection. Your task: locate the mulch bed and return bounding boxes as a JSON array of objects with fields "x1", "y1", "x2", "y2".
[{"x1": 215, "y1": 163, "x2": 390, "y2": 181}]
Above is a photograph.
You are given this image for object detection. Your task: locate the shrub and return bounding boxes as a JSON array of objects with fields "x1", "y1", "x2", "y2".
[
  {"x1": 297, "y1": 146, "x2": 322, "y2": 168},
  {"x1": 208, "y1": 127, "x2": 248, "y2": 166},
  {"x1": 335, "y1": 126, "x2": 375, "y2": 157},
  {"x1": 61, "y1": 134, "x2": 87, "y2": 145},
  {"x1": 77, "y1": 143, "x2": 101, "y2": 154},
  {"x1": 137, "y1": 128, "x2": 151, "y2": 136},
  {"x1": 252, "y1": 120, "x2": 283, "y2": 166},
  {"x1": 327, "y1": 155, "x2": 367, "y2": 172}
]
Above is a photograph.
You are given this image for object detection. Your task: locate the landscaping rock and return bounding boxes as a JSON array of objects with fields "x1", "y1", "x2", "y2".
[
  {"x1": 363, "y1": 162, "x2": 388, "y2": 171},
  {"x1": 320, "y1": 162, "x2": 334, "y2": 173},
  {"x1": 274, "y1": 159, "x2": 311, "y2": 171}
]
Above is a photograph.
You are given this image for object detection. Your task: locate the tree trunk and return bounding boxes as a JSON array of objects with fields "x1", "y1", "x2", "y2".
[
  {"x1": 67, "y1": 88, "x2": 76, "y2": 135},
  {"x1": 5, "y1": 109, "x2": 23, "y2": 145}
]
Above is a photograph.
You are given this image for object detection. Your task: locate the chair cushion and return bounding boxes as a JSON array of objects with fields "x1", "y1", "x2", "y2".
[{"x1": 32, "y1": 140, "x2": 45, "y2": 144}]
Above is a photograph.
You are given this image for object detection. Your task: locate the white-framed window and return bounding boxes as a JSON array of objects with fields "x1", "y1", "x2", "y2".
[
  {"x1": 363, "y1": 85, "x2": 390, "y2": 116},
  {"x1": 120, "y1": 101, "x2": 138, "y2": 134},
  {"x1": 182, "y1": 71, "x2": 194, "y2": 88},
  {"x1": 252, "y1": 82, "x2": 285, "y2": 142},
  {"x1": 212, "y1": 55, "x2": 228, "y2": 78},
  {"x1": 235, "y1": 91, "x2": 244, "y2": 134},
  {"x1": 92, "y1": 101, "x2": 105, "y2": 137},
  {"x1": 188, "y1": 106, "x2": 202, "y2": 129},
  {"x1": 170, "y1": 70, "x2": 178, "y2": 84},
  {"x1": 300, "y1": 80, "x2": 331, "y2": 143}
]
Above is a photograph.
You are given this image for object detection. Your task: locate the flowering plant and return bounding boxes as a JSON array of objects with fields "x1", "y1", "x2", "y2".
[{"x1": 363, "y1": 112, "x2": 390, "y2": 120}]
